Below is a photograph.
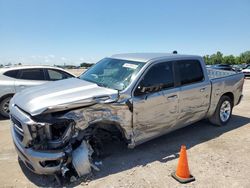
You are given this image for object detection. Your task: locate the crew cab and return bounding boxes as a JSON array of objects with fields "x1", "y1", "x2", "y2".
[{"x1": 9, "y1": 53, "x2": 244, "y2": 178}]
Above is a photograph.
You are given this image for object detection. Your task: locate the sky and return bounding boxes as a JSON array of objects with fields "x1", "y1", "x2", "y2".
[{"x1": 0, "y1": 0, "x2": 250, "y2": 65}]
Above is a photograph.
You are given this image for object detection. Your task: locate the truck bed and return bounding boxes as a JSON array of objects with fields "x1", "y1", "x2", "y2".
[
  {"x1": 206, "y1": 68, "x2": 244, "y2": 118},
  {"x1": 207, "y1": 68, "x2": 236, "y2": 79}
]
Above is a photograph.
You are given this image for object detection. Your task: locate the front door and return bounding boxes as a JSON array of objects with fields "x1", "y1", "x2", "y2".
[{"x1": 132, "y1": 61, "x2": 180, "y2": 145}]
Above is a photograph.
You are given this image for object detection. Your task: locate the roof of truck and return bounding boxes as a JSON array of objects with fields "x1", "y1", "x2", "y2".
[{"x1": 111, "y1": 53, "x2": 201, "y2": 63}]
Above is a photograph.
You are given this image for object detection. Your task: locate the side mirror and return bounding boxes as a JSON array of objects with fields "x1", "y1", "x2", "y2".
[
  {"x1": 137, "y1": 85, "x2": 144, "y2": 92},
  {"x1": 140, "y1": 85, "x2": 151, "y2": 93},
  {"x1": 136, "y1": 84, "x2": 164, "y2": 95},
  {"x1": 134, "y1": 85, "x2": 146, "y2": 96},
  {"x1": 135, "y1": 84, "x2": 157, "y2": 96}
]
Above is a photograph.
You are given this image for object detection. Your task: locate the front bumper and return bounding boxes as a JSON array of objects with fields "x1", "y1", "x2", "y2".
[
  {"x1": 11, "y1": 125, "x2": 67, "y2": 174},
  {"x1": 9, "y1": 103, "x2": 69, "y2": 175},
  {"x1": 9, "y1": 104, "x2": 69, "y2": 175}
]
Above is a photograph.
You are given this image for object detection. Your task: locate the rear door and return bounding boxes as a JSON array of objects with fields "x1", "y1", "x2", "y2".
[
  {"x1": 0, "y1": 70, "x2": 19, "y2": 97},
  {"x1": 132, "y1": 61, "x2": 180, "y2": 144},
  {"x1": 14, "y1": 68, "x2": 47, "y2": 93},
  {"x1": 174, "y1": 59, "x2": 211, "y2": 126}
]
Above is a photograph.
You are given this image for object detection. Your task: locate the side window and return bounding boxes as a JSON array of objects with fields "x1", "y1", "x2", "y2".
[
  {"x1": 62, "y1": 72, "x2": 74, "y2": 79},
  {"x1": 3, "y1": 70, "x2": 19, "y2": 78},
  {"x1": 19, "y1": 69, "x2": 45, "y2": 80},
  {"x1": 135, "y1": 62, "x2": 174, "y2": 95},
  {"x1": 176, "y1": 60, "x2": 204, "y2": 85},
  {"x1": 47, "y1": 69, "x2": 73, "y2": 80},
  {"x1": 48, "y1": 69, "x2": 64, "y2": 80}
]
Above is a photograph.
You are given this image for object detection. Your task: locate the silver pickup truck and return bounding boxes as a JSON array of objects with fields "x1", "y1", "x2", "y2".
[{"x1": 9, "y1": 53, "x2": 244, "y2": 178}]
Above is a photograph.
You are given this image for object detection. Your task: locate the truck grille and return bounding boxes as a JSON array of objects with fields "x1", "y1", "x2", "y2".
[
  {"x1": 10, "y1": 105, "x2": 35, "y2": 147},
  {"x1": 11, "y1": 116, "x2": 24, "y2": 141}
]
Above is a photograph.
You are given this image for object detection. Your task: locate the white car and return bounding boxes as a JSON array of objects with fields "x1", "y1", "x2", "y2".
[
  {"x1": 0, "y1": 66, "x2": 75, "y2": 117},
  {"x1": 242, "y1": 65, "x2": 250, "y2": 77}
]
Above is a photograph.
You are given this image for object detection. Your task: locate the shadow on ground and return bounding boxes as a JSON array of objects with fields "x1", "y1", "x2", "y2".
[
  {"x1": 19, "y1": 114, "x2": 250, "y2": 187},
  {"x1": 0, "y1": 115, "x2": 8, "y2": 121}
]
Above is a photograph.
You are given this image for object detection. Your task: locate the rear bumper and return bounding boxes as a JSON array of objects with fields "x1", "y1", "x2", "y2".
[{"x1": 11, "y1": 124, "x2": 67, "y2": 175}]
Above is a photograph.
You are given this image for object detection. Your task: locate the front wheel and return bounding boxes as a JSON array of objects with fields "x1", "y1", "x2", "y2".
[
  {"x1": 209, "y1": 95, "x2": 233, "y2": 126},
  {"x1": 0, "y1": 96, "x2": 12, "y2": 118}
]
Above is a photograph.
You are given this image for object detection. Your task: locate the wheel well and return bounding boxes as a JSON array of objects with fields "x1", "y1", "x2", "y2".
[
  {"x1": 89, "y1": 122, "x2": 127, "y2": 142},
  {"x1": 80, "y1": 122, "x2": 128, "y2": 158},
  {"x1": 0, "y1": 94, "x2": 14, "y2": 103},
  {"x1": 222, "y1": 92, "x2": 234, "y2": 106}
]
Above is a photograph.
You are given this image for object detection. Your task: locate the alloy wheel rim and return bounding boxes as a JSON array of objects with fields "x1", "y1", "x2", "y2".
[
  {"x1": 220, "y1": 100, "x2": 231, "y2": 122},
  {"x1": 3, "y1": 99, "x2": 10, "y2": 114}
]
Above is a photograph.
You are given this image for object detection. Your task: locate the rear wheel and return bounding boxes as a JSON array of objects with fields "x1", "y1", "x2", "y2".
[
  {"x1": 209, "y1": 95, "x2": 233, "y2": 126},
  {"x1": 0, "y1": 96, "x2": 12, "y2": 118}
]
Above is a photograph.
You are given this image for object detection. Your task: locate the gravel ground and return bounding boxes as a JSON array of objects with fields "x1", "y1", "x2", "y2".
[{"x1": 0, "y1": 79, "x2": 249, "y2": 188}]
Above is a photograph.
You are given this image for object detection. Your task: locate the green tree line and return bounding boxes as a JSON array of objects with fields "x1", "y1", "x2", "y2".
[
  {"x1": 204, "y1": 51, "x2": 250, "y2": 65},
  {"x1": 80, "y1": 62, "x2": 93, "y2": 68}
]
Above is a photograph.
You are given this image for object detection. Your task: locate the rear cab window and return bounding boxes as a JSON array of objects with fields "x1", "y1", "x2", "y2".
[{"x1": 175, "y1": 60, "x2": 204, "y2": 86}]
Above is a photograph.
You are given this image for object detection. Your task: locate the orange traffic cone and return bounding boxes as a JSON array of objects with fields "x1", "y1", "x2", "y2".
[{"x1": 171, "y1": 145, "x2": 195, "y2": 183}]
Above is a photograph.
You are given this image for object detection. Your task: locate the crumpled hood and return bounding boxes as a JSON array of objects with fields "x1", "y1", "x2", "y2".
[{"x1": 12, "y1": 78, "x2": 118, "y2": 116}]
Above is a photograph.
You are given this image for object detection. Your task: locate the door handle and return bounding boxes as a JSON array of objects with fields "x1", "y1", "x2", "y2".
[
  {"x1": 200, "y1": 88, "x2": 206, "y2": 92},
  {"x1": 167, "y1": 95, "x2": 178, "y2": 100}
]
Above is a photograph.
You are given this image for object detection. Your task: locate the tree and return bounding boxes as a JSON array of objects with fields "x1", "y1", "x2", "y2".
[
  {"x1": 223, "y1": 55, "x2": 235, "y2": 65},
  {"x1": 234, "y1": 56, "x2": 241, "y2": 65},
  {"x1": 210, "y1": 51, "x2": 223, "y2": 64},
  {"x1": 203, "y1": 51, "x2": 250, "y2": 65},
  {"x1": 203, "y1": 55, "x2": 212, "y2": 65},
  {"x1": 239, "y1": 51, "x2": 250, "y2": 64},
  {"x1": 80, "y1": 62, "x2": 93, "y2": 68}
]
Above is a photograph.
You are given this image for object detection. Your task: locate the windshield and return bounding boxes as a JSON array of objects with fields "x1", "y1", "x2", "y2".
[{"x1": 80, "y1": 58, "x2": 145, "y2": 90}]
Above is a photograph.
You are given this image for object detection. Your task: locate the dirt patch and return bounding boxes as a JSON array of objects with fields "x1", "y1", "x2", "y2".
[{"x1": 66, "y1": 68, "x2": 87, "y2": 76}]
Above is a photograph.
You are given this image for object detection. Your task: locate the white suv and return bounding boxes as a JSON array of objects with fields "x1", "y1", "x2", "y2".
[
  {"x1": 0, "y1": 66, "x2": 75, "y2": 117},
  {"x1": 242, "y1": 64, "x2": 250, "y2": 77}
]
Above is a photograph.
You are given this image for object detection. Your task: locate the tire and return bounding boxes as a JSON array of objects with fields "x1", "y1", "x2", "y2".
[
  {"x1": 0, "y1": 96, "x2": 12, "y2": 118},
  {"x1": 209, "y1": 95, "x2": 233, "y2": 126}
]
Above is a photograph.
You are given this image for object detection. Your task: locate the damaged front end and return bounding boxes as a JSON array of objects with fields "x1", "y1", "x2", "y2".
[
  {"x1": 10, "y1": 98, "x2": 131, "y2": 179},
  {"x1": 10, "y1": 105, "x2": 95, "y2": 177},
  {"x1": 9, "y1": 65, "x2": 138, "y2": 182}
]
